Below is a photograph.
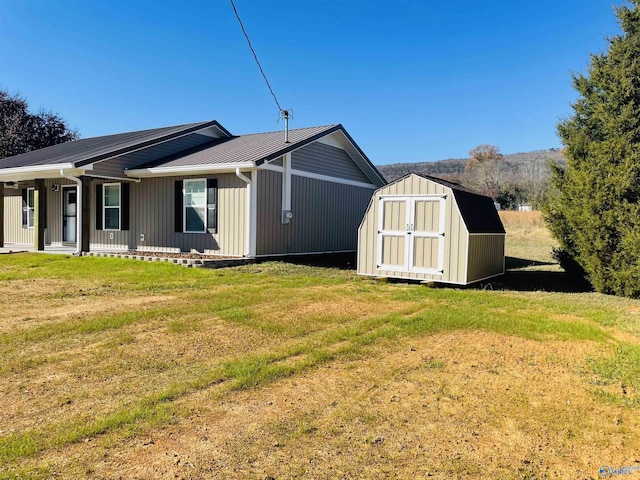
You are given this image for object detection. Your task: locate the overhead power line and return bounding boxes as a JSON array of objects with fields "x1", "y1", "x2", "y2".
[{"x1": 229, "y1": 0, "x2": 287, "y2": 117}]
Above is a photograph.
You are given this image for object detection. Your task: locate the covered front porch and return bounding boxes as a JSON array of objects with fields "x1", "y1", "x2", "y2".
[
  {"x1": 0, "y1": 176, "x2": 91, "y2": 254},
  {"x1": 0, "y1": 243, "x2": 123, "y2": 256}
]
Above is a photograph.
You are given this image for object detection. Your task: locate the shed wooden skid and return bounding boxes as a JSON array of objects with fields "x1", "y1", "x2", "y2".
[
  {"x1": 0, "y1": 121, "x2": 385, "y2": 257},
  {"x1": 357, "y1": 174, "x2": 506, "y2": 285}
]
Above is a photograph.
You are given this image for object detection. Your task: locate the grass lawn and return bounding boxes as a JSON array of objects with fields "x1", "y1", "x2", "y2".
[{"x1": 1, "y1": 211, "x2": 639, "y2": 479}]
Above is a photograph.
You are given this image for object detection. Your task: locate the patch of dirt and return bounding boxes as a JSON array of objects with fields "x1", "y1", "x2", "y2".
[
  {"x1": 0, "y1": 286, "x2": 176, "y2": 333},
  {"x1": 45, "y1": 331, "x2": 640, "y2": 479}
]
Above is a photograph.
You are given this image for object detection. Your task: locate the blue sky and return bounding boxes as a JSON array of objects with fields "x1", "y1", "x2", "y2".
[{"x1": 0, "y1": 0, "x2": 621, "y2": 165}]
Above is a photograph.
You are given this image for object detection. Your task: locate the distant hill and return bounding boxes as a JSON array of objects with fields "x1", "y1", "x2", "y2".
[{"x1": 376, "y1": 148, "x2": 565, "y2": 183}]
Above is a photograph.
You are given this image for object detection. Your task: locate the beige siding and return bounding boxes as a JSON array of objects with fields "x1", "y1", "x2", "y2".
[
  {"x1": 3, "y1": 188, "x2": 30, "y2": 244},
  {"x1": 3, "y1": 179, "x2": 76, "y2": 246},
  {"x1": 90, "y1": 174, "x2": 247, "y2": 255},
  {"x1": 357, "y1": 175, "x2": 469, "y2": 284},
  {"x1": 466, "y1": 234, "x2": 505, "y2": 283},
  {"x1": 256, "y1": 169, "x2": 374, "y2": 255}
]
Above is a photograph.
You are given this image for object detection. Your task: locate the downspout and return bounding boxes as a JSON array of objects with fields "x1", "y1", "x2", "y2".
[
  {"x1": 60, "y1": 169, "x2": 83, "y2": 256},
  {"x1": 235, "y1": 168, "x2": 253, "y2": 257}
]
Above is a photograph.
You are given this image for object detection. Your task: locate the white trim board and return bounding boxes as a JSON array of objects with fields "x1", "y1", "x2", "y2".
[
  {"x1": 126, "y1": 163, "x2": 254, "y2": 177},
  {"x1": 260, "y1": 163, "x2": 376, "y2": 189}
]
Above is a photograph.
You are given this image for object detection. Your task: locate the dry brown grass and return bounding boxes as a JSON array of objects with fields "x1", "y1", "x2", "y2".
[
  {"x1": 30, "y1": 333, "x2": 640, "y2": 479},
  {"x1": 2, "y1": 241, "x2": 640, "y2": 479},
  {"x1": 499, "y1": 210, "x2": 559, "y2": 266}
]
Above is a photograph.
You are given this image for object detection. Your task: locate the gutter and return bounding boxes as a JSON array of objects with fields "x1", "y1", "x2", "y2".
[
  {"x1": 235, "y1": 167, "x2": 252, "y2": 185},
  {"x1": 59, "y1": 169, "x2": 83, "y2": 256}
]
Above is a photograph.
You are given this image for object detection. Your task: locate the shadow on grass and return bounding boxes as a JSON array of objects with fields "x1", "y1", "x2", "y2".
[
  {"x1": 484, "y1": 270, "x2": 593, "y2": 293},
  {"x1": 257, "y1": 252, "x2": 357, "y2": 270},
  {"x1": 505, "y1": 256, "x2": 555, "y2": 269},
  {"x1": 472, "y1": 257, "x2": 593, "y2": 293}
]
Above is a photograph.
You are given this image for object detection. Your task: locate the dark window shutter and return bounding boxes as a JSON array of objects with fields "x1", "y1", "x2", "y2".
[
  {"x1": 174, "y1": 180, "x2": 183, "y2": 233},
  {"x1": 121, "y1": 183, "x2": 130, "y2": 231},
  {"x1": 95, "y1": 184, "x2": 103, "y2": 231},
  {"x1": 207, "y1": 178, "x2": 218, "y2": 234},
  {"x1": 21, "y1": 189, "x2": 28, "y2": 228}
]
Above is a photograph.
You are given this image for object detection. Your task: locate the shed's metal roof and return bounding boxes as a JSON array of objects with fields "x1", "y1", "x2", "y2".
[
  {"x1": 0, "y1": 120, "x2": 226, "y2": 169},
  {"x1": 133, "y1": 124, "x2": 341, "y2": 169},
  {"x1": 413, "y1": 174, "x2": 506, "y2": 234}
]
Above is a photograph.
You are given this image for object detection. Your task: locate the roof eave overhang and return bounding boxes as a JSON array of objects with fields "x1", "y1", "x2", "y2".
[
  {"x1": 0, "y1": 163, "x2": 90, "y2": 183},
  {"x1": 125, "y1": 162, "x2": 256, "y2": 178}
]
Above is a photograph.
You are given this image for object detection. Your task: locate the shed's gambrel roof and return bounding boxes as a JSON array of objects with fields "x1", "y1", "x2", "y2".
[
  {"x1": 409, "y1": 174, "x2": 505, "y2": 234},
  {"x1": 0, "y1": 121, "x2": 228, "y2": 169}
]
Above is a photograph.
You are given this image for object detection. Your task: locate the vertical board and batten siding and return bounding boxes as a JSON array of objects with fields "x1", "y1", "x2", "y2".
[
  {"x1": 256, "y1": 169, "x2": 374, "y2": 255},
  {"x1": 466, "y1": 234, "x2": 505, "y2": 283},
  {"x1": 4, "y1": 184, "x2": 32, "y2": 244},
  {"x1": 291, "y1": 142, "x2": 372, "y2": 184},
  {"x1": 3, "y1": 178, "x2": 76, "y2": 245},
  {"x1": 90, "y1": 133, "x2": 214, "y2": 178},
  {"x1": 358, "y1": 175, "x2": 468, "y2": 283},
  {"x1": 90, "y1": 174, "x2": 247, "y2": 255}
]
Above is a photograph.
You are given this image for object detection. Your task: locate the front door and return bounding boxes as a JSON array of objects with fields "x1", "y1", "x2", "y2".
[
  {"x1": 62, "y1": 187, "x2": 77, "y2": 244},
  {"x1": 377, "y1": 195, "x2": 446, "y2": 275}
]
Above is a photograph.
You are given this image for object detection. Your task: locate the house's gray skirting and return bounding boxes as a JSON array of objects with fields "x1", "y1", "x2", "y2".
[{"x1": 81, "y1": 251, "x2": 254, "y2": 268}]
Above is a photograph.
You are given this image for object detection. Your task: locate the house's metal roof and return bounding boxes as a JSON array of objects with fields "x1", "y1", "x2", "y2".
[
  {"x1": 0, "y1": 120, "x2": 226, "y2": 169},
  {"x1": 0, "y1": 120, "x2": 385, "y2": 187},
  {"x1": 133, "y1": 125, "x2": 341, "y2": 169},
  {"x1": 411, "y1": 173, "x2": 506, "y2": 234}
]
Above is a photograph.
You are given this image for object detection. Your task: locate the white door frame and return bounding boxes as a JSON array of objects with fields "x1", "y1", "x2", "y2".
[
  {"x1": 376, "y1": 195, "x2": 446, "y2": 274},
  {"x1": 61, "y1": 185, "x2": 77, "y2": 244}
]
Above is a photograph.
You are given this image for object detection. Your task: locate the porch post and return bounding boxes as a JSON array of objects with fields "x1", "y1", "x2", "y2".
[
  {"x1": 81, "y1": 176, "x2": 91, "y2": 253},
  {"x1": 34, "y1": 179, "x2": 46, "y2": 251},
  {"x1": 0, "y1": 183, "x2": 4, "y2": 248}
]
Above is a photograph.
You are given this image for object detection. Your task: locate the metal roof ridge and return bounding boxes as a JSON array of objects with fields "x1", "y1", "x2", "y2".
[{"x1": 235, "y1": 124, "x2": 339, "y2": 137}]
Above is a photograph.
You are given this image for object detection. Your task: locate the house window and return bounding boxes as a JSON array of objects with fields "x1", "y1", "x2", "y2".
[
  {"x1": 27, "y1": 188, "x2": 35, "y2": 228},
  {"x1": 184, "y1": 179, "x2": 207, "y2": 233},
  {"x1": 103, "y1": 183, "x2": 121, "y2": 230}
]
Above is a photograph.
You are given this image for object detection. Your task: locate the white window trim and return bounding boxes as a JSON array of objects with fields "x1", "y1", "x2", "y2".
[
  {"x1": 103, "y1": 183, "x2": 121, "y2": 231},
  {"x1": 183, "y1": 178, "x2": 207, "y2": 233},
  {"x1": 26, "y1": 187, "x2": 35, "y2": 229}
]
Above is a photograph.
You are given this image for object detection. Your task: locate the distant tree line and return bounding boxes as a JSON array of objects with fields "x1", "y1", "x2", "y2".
[
  {"x1": 377, "y1": 147, "x2": 565, "y2": 209},
  {"x1": 0, "y1": 89, "x2": 79, "y2": 160}
]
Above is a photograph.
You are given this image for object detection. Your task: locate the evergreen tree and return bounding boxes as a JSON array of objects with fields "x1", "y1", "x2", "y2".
[{"x1": 544, "y1": 0, "x2": 640, "y2": 297}]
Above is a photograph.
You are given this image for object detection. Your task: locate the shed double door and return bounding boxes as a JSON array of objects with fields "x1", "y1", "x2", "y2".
[{"x1": 376, "y1": 195, "x2": 446, "y2": 275}]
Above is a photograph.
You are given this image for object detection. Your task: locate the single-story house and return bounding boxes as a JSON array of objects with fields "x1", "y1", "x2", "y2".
[
  {"x1": 357, "y1": 173, "x2": 506, "y2": 284},
  {"x1": 0, "y1": 120, "x2": 385, "y2": 257}
]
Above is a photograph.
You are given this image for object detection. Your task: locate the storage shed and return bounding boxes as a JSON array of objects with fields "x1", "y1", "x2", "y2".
[{"x1": 357, "y1": 174, "x2": 506, "y2": 285}]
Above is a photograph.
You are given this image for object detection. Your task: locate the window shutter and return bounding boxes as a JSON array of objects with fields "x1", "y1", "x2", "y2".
[
  {"x1": 21, "y1": 189, "x2": 28, "y2": 229},
  {"x1": 207, "y1": 178, "x2": 218, "y2": 234},
  {"x1": 121, "y1": 183, "x2": 130, "y2": 231},
  {"x1": 174, "y1": 180, "x2": 183, "y2": 233},
  {"x1": 95, "y1": 184, "x2": 103, "y2": 231}
]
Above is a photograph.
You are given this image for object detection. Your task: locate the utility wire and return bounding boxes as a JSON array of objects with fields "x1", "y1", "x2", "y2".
[{"x1": 229, "y1": 0, "x2": 286, "y2": 115}]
